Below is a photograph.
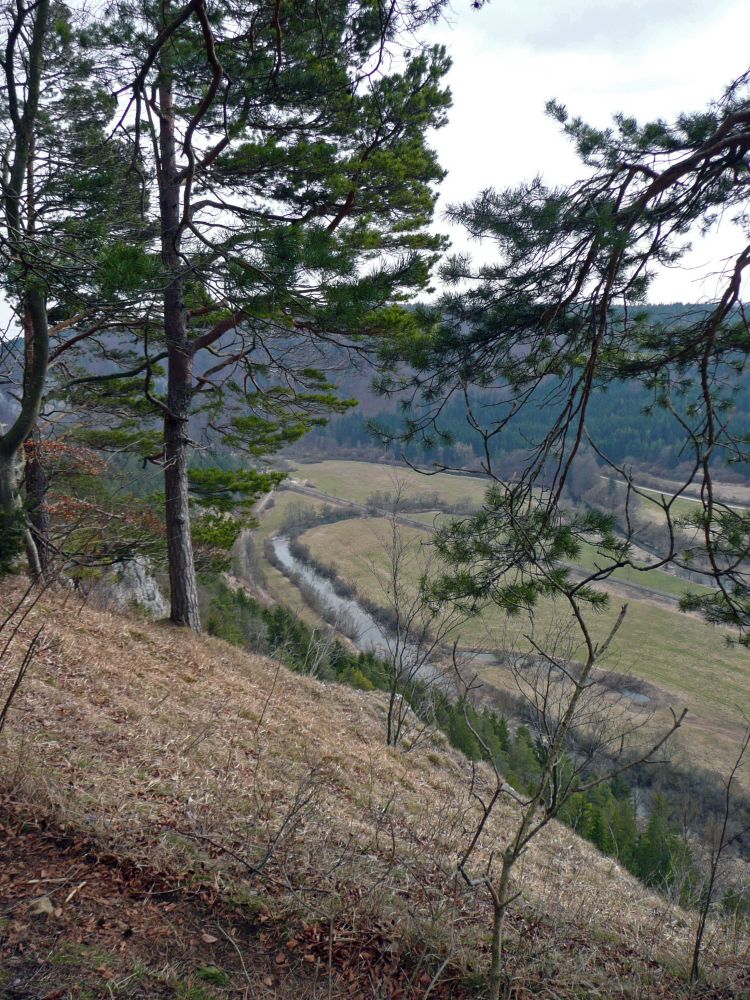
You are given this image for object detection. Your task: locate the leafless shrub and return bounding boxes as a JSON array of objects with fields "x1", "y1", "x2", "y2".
[
  {"x1": 689, "y1": 719, "x2": 750, "y2": 987},
  {"x1": 453, "y1": 607, "x2": 687, "y2": 1000},
  {"x1": 0, "y1": 578, "x2": 54, "y2": 738},
  {"x1": 365, "y1": 481, "x2": 472, "y2": 748}
]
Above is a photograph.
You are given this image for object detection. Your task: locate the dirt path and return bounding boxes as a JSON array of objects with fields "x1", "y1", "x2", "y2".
[{"x1": 602, "y1": 474, "x2": 750, "y2": 511}]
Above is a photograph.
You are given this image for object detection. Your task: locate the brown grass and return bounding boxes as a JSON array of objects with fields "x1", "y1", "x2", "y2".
[
  {"x1": 287, "y1": 459, "x2": 488, "y2": 507},
  {"x1": 1, "y1": 580, "x2": 748, "y2": 997}
]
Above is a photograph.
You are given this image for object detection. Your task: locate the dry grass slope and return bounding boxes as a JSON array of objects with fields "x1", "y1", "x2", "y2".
[{"x1": 1, "y1": 581, "x2": 748, "y2": 998}]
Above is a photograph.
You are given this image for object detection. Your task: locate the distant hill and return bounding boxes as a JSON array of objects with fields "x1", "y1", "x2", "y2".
[
  {"x1": 3, "y1": 303, "x2": 749, "y2": 481},
  {"x1": 296, "y1": 303, "x2": 750, "y2": 481}
]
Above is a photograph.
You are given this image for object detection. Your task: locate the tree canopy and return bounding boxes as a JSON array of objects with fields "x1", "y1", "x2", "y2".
[{"x1": 382, "y1": 72, "x2": 750, "y2": 639}]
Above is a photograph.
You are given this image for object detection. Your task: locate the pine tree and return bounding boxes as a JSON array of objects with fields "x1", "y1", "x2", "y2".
[
  {"x1": 447, "y1": 707, "x2": 481, "y2": 760},
  {"x1": 0, "y1": 2, "x2": 147, "y2": 576},
  {"x1": 588, "y1": 806, "x2": 608, "y2": 854},
  {"x1": 382, "y1": 70, "x2": 750, "y2": 641},
  {"x1": 635, "y1": 793, "x2": 675, "y2": 888},
  {"x1": 609, "y1": 796, "x2": 638, "y2": 867},
  {"x1": 0, "y1": 0, "x2": 52, "y2": 573},
  {"x1": 75, "y1": 0, "x2": 451, "y2": 628}
]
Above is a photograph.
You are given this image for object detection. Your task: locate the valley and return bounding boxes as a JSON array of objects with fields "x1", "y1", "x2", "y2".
[
  {"x1": 2, "y1": 4, "x2": 750, "y2": 994},
  {"x1": 247, "y1": 459, "x2": 750, "y2": 785}
]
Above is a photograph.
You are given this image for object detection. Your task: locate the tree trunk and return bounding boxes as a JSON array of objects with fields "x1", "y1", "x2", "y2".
[
  {"x1": 690, "y1": 864, "x2": 716, "y2": 985},
  {"x1": 488, "y1": 862, "x2": 512, "y2": 1000},
  {"x1": 22, "y1": 293, "x2": 50, "y2": 578},
  {"x1": 0, "y1": 427, "x2": 43, "y2": 582},
  {"x1": 24, "y1": 431, "x2": 50, "y2": 576},
  {"x1": 0, "y1": 0, "x2": 49, "y2": 580},
  {"x1": 488, "y1": 904, "x2": 506, "y2": 1000},
  {"x1": 0, "y1": 288, "x2": 47, "y2": 580},
  {"x1": 158, "y1": 66, "x2": 200, "y2": 630},
  {"x1": 0, "y1": 457, "x2": 18, "y2": 549},
  {"x1": 387, "y1": 680, "x2": 398, "y2": 746}
]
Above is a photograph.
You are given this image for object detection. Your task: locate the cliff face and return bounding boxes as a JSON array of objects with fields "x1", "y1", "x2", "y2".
[
  {"x1": 0, "y1": 580, "x2": 747, "y2": 998},
  {"x1": 87, "y1": 555, "x2": 168, "y2": 618}
]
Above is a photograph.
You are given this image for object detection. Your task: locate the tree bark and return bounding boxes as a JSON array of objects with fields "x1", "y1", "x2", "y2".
[
  {"x1": 0, "y1": 287, "x2": 47, "y2": 580},
  {"x1": 488, "y1": 862, "x2": 512, "y2": 1000},
  {"x1": 24, "y1": 431, "x2": 50, "y2": 577},
  {"x1": 21, "y1": 116, "x2": 49, "y2": 578},
  {"x1": 0, "y1": 1, "x2": 49, "y2": 579},
  {"x1": 0, "y1": 458, "x2": 16, "y2": 528},
  {"x1": 22, "y1": 287, "x2": 49, "y2": 578},
  {"x1": 158, "y1": 63, "x2": 201, "y2": 630}
]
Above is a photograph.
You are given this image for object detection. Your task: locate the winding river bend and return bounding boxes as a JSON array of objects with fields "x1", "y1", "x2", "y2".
[
  {"x1": 270, "y1": 535, "x2": 393, "y2": 656},
  {"x1": 269, "y1": 535, "x2": 652, "y2": 706},
  {"x1": 269, "y1": 534, "x2": 451, "y2": 688}
]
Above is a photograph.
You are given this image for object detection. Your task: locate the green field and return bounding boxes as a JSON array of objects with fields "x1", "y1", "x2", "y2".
[
  {"x1": 575, "y1": 540, "x2": 713, "y2": 599},
  {"x1": 297, "y1": 516, "x2": 742, "y2": 697},
  {"x1": 284, "y1": 460, "x2": 712, "y2": 601},
  {"x1": 255, "y1": 491, "x2": 327, "y2": 540},
  {"x1": 295, "y1": 514, "x2": 750, "y2": 779},
  {"x1": 611, "y1": 481, "x2": 746, "y2": 545},
  {"x1": 287, "y1": 459, "x2": 489, "y2": 507},
  {"x1": 633, "y1": 490, "x2": 706, "y2": 528},
  {"x1": 403, "y1": 510, "x2": 448, "y2": 527},
  {"x1": 248, "y1": 461, "x2": 750, "y2": 778}
]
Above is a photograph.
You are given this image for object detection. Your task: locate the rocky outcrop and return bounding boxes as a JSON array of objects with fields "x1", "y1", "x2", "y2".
[{"x1": 88, "y1": 556, "x2": 168, "y2": 618}]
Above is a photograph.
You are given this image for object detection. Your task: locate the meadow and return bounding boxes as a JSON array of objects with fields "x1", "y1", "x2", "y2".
[
  {"x1": 286, "y1": 458, "x2": 489, "y2": 506},
  {"x1": 248, "y1": 460, "x2": 750, "y2": 778},
  {"x1": 287, "y1": 460, "x2": 714, "y2": 600},
  {"x1": 296, "y1": 513, "x2": 750, "y2": 781}
]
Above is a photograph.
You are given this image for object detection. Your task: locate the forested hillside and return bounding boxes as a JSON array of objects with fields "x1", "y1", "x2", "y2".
[{"x1": 299, "y1": 304, "x2": 750, "y2": 479}]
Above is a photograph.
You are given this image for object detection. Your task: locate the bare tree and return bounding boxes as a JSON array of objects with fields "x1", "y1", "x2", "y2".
[
  {"x1": 299, "y1": 617, "x2": 344, "y2": 679},
  {"x1": 453, "y1": 605, "x2": 687, "y2": 1000},
  {"x1": 366, "y1": 482, "x2": 471, "y2": 748},
  {"x1": 689, "y1": 718, "x2": 750, "y2": 987},
  {"x1": 0, "y1": 577, "x2": 54, "y2": 737}
]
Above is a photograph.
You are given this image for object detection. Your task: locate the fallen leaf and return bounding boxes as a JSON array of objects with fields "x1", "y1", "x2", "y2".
[
  {"x1": 28, "y1": 895, "x2": 56, "y2": 918},
  {"x1": 201, "y1": 932, "x2": 219, "y2": 944}
]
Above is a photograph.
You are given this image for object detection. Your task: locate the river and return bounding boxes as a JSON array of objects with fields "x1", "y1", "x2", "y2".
[
  {"x1": 269, "y1": 534, "x2": 451, "y2": 688},
  {"x1": 271, "y1": 535, "x2": 394, "y2": 656},
  {"x1": 268, "y1": 535, "x2": 651, "y2": 705}
]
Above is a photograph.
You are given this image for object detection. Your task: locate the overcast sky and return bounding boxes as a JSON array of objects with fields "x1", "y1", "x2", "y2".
[
  {"x1": 4, "y1": 2, "x2": 748, "y2": 334},
  {"x1": 425, "y1": 0, "x2": 750, "y2": 303}
]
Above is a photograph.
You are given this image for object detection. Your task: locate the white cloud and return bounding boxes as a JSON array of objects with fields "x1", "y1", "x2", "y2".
[
  {"x1": 426, "y1": 1, "x2": 750, "y2": 301},
  {"x1": 476, "y1": 0, "x2": 736, "y2": 53}
]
